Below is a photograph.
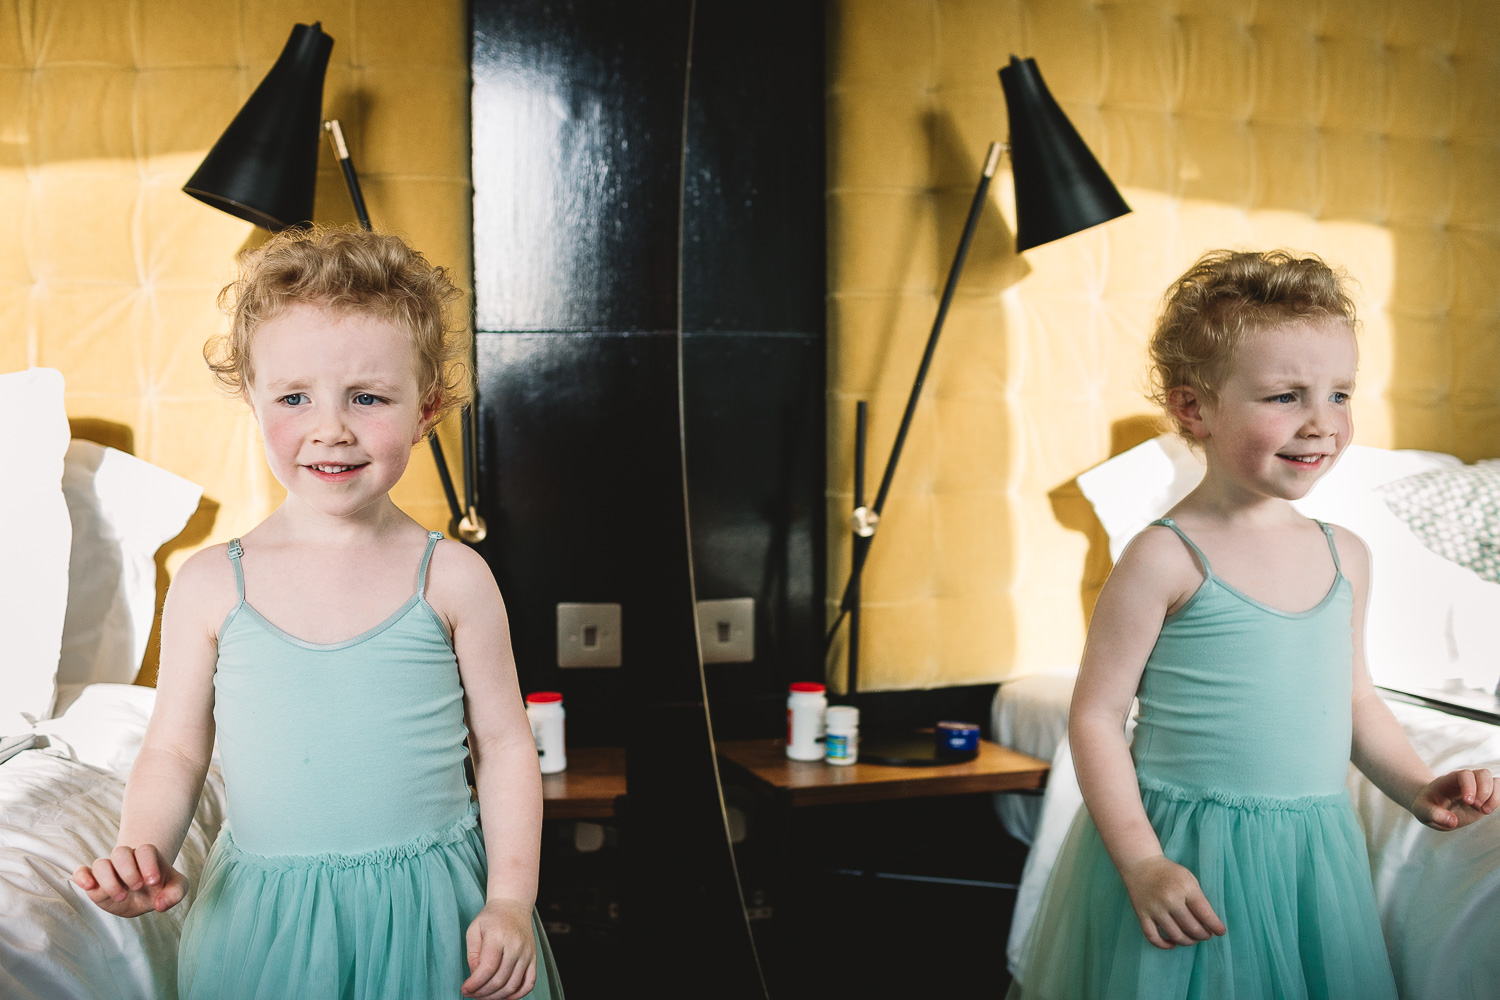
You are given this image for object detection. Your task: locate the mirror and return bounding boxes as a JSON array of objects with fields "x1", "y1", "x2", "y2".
[
  {"x1": 470, "y1": 0, "x2": 763, "y2": 995},
  {"x1": 678, "y1": 2, "x2": 826, "y2": 994}
]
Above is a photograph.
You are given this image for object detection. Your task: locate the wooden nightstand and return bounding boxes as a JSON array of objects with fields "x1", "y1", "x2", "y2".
[
  {"x1": 540, "y1": 745, "x2": 626, "y2": 819},
  {"x1": 716, "y1": 736, "x2": 1048, "y2": 806}
]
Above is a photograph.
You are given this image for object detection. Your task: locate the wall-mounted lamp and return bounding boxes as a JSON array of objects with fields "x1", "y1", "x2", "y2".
[
  {"x1": 828, "y1": 56, "x2": 1130, "y2": 760},
  {"x1": 183, "y1": 22, "x2": 486, "y2": 544}
]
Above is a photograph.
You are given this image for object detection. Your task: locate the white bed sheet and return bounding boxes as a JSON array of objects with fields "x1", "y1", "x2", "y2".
[
  {"x1": 0, "y1": 683, "x2": 225, "y2": 1000},
  {"x1": 990, "y1": 667, "x2": 1078, "y2": 845},
  {"x1": 998, "y1": 674, "x2": 1500, "y2": 1000}
]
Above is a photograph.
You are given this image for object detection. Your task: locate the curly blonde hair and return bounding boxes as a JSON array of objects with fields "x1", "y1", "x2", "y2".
[
  {"x1": 1148, "y1": 249, "x2": 1357, "y2": 442},
  {"x1": 205, "y1": 225, "x2": 471, "y2": 424}
]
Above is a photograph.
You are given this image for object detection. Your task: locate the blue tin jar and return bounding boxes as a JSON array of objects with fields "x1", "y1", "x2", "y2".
[{"x1": 935, "y1": 720, "x2": 980, "y2": 755}]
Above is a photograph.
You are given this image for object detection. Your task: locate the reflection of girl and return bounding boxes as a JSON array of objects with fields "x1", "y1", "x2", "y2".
[
  {"x1": 75, "y1": 227, "x2": 564, "y2": 1000},
  {"x1": 1009, "y1": 250, "x2": 1496, "y2": 999}
]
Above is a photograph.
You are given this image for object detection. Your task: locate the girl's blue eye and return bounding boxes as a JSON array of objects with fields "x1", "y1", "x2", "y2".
[
  {"x1": 1270, "y1": 392, "x2": 1296, "y2": 404},
  {"x1": 354, "y1": 393, "x2": 380, "y2": 406},
  {"x1": 1331, "y1": 391, "x2": 1350, "y2": 404},
  {"x1": 281, "y1": 393, "x2": 307, "y2": 406}
]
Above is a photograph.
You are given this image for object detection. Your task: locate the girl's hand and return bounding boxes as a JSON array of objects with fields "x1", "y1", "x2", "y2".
[
  {"x1": 463, "y1": 897, "x2": 537, "y2": 1000},
  {"x1": 1119, "y1": 855, "x2": 1227, "y2": 950},
  {"x1": 1412, "y1": 768, "x2": 1497, "y2": 831},
  {"x1": 73, "y1": 844, "x2": 188, "y2": 918}
]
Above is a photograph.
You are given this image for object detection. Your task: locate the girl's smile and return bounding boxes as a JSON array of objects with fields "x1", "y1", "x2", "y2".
[
  {"x1": 1277, "y1": 453, "x2": 1330, "y2": 468},
  {"x1": 306, "y1": 463, "x2": 368, "y2": 482}
]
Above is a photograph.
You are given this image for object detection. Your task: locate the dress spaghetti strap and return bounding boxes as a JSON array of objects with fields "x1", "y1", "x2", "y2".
[
  {"x1": 417, "y1": 531, "x2": 443, "y2": 598},
  {"x1": 1315, "y1": 520, "x2": 1343, "y2": 573},
  {"x1": 226, "y1": 538, "x2": 245, "y2": 601}
]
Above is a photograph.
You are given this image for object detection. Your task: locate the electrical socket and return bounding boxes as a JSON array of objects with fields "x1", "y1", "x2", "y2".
[
  {"x1": 556, "y1": 602, "x2": 622, "y2": 667},
  {"x1": 697, "y1": 598, "x2": 754, "y2": 663}
]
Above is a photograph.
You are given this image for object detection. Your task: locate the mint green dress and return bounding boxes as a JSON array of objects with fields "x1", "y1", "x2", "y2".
[
  {"x1": 179, "y1": 532, "x2": 562, "y2": 1000},
  {"x1": 1009, "y1": 519, "x2": 1397, "y2": 1000}
]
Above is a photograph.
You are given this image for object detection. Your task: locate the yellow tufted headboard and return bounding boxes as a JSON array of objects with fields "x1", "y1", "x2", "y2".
[
  {"x1": 0, "y1": 0, "x2": 471, "y2": 684},
  {"x1": 827, "y1": 0, "x2": 1500, "y2": 692}
]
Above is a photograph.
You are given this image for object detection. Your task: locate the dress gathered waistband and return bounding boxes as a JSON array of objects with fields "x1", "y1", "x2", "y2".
[
  {"x1": 216, "y1": 801, "x2": 479, "y2": 872},
  {"x1": 1138, "y1": 772, "x2": 1350, "y2": 812}
]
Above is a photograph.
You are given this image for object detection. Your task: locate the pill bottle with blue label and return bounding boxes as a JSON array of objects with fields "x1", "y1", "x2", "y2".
[{"x1": 824, "y1": 705, "x2": 859, "y2": 765}]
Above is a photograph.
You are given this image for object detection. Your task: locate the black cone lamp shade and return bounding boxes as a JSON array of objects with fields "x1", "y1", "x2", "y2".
[
  {"x1": 183, "y1": 23, "x2": 333, "y2": 230},
  {"x1": 1000, "y1": 55, "x2": 1130, "y2": 252}
]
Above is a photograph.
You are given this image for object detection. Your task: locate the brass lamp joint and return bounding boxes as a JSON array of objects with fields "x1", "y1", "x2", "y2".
[
  {"x1": 323, "y1": 119, "x2": 351, "y2": 160},
  {"x1": 984, "y1": 140, "x2": 1005, "y2": 177},
  {"x1": 455, "y1": 506, "x2": 488, "y2": 545}
]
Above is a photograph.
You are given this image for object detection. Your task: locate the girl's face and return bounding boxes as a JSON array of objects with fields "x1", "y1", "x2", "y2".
[
  {"x1": 245, "y1": 302, "x2": 433, "y2": 522},
  {"x1": 1187, "y1": 318, "x2": 1358, "y2": 503}
]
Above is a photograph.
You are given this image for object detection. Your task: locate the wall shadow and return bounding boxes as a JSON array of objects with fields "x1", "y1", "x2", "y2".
[
  {"x1": 1048, "y1": 413, "x2": 1167, "y2": 627},
  {"x1": 135, "y1": 495, "x2": 220, "y2": 687}
]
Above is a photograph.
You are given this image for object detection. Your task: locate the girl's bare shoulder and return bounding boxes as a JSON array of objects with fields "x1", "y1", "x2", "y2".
[
  {"x1": 1116, "y1": 521, "x2": 1205, "y2": 576},
  {"x1": 1104, "y1": 522, "x2": 1208, "y2": 613},
  {"x1": 423, "y1": 537, "x2": 504, "y2": 626},
  {"x1": 165, "y1": 542, "x2": 242, "y2": 637},
  {"x1": 1324, "y1": 521, "x2": 1371, "y2": 581}
]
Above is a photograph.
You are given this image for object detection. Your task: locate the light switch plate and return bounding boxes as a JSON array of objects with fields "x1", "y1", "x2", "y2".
[
  {"x1": 697, "y1": 598, "x2": 754, "y2": 663},
  {"x1": 557, "y1": 602, "x2": 622, "y2": 667}
]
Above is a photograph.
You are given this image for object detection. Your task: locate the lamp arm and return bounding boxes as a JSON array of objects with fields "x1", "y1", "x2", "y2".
[
  {"x1": 323, "y1": 119, "x2": 372, "y2": 231},
  {"x1": 457, "y1": 403, "x2": 487, "y2": 544},
  {"x1": 320, "y1": 118, "x2": 486, "y2": 542},
  {"x1": 826, "y1": 141, "x2": 1003, "y2": 648},
  {"x1": 428, "y1": 430, "x2": 464, "y2": 523}
]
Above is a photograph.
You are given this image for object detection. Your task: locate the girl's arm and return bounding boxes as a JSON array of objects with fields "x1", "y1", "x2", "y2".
[
  {"x1": 74, "y1": 547, "x2": 225, "y2": 916},
  {"x1": 1340, "y1": 528, "x2": 1498, "y2": 828},
  {"x1": 435, "y1": 542, "x2": 542, "y2": 1000},
  {"x1": 1071, "y1": 526, "x2": 1226, "y2": 949}
]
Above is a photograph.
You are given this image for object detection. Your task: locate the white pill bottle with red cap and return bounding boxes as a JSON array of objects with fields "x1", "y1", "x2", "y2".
[
  {"x1": 785, "y1": 682, "x2": 827, "y2": 761},
  {"x1": 525, "y1": 691, "x2": 567, "y2": 774}
]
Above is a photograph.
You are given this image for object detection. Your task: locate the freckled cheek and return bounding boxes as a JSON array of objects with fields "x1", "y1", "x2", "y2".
[
  {"x1": 369, "y1": 416, "x2": 422, "y2": 453},
  {"x1": 259, "y1": 417, "x2": 304, "y2": 466}
]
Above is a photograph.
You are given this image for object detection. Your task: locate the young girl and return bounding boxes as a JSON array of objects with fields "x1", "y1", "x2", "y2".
[
  {"x1": 1009, "y1": 250, "x2": 1496, "y2": 999},
  {"x1": 73, "y1": 227, "x2": 563, "y2": 1000}
]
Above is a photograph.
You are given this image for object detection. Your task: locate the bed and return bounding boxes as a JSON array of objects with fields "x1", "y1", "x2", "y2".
[
  {"x1": 995, "y1": 433, "x2": 1500, "y2": 1000},
  {"x1": 1, "y1": 367, "x2": 223, "y2": 1000}
]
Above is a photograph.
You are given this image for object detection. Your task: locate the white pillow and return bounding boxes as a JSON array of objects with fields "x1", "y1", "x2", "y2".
[
  {"x1": 32, "y1": 681, "x2": 159, "y2": 774},
  {"x1": 0, "y1": 368, "x2": 72, "y2": 734},
  {"x1": 58, "y1": 440, "x2": 203, "y2": 695},
  {"x1": 1076, "y1": 434, "x2": 1500, "y2": 690},
  {"x1": 1375, "y1": 460, "x2": 1500, "y2": 584}
]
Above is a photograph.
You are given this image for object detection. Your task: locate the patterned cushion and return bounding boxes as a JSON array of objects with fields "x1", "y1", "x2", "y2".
[{"x1": 1377, "y1": 463, "x2": 1500, "y2": 584}]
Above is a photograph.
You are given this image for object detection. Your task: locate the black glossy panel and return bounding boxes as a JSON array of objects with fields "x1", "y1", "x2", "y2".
[
  {"x1": 472, "y1": 1, "x2": 688, "y2": 332},
  {"x1": 475, "y1": 327, "x2": 764, "y2": 989},
  {"x1": 683, "y1": 332, "x2": 825, "y2": 737},
  {"x1": 681, "y1": 2, "x2": 825, "y2": 333},
  {"x1": 680, "y1": 0, "x2": 826, "y2": 741},
  {"x1": 469, "y1": 0, "x2": 787, "y2": 988},
  {"x1": 474, "y1": 330, "x2": 697, "y2": 705},
  {"x1": 623, "y1": 701, "x2": 765, "y2": 997}
]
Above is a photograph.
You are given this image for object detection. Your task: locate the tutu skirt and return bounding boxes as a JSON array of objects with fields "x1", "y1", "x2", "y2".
[
  {"x1": 179, "y1": 805, "x2": 562, "y2": 1000},
  {"x1": 1008, "y1": 778, "x2": 1397, "y2": 1000}
]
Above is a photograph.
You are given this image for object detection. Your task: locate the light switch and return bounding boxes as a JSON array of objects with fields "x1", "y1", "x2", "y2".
[
  {"x1": 697, "y1": 598, "x2": 754, "y2": 663},
  {"x1": 557, "y1": 603, "x2": 622, "y2": 667}
]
